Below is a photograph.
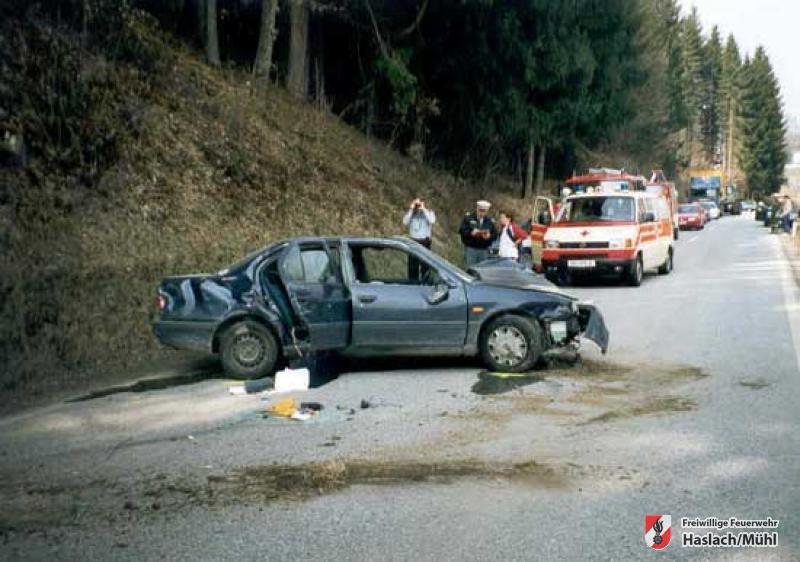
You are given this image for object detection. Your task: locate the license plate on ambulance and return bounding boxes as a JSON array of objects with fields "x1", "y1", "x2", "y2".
[{"x1": 568, "y1": 259, "x2": 596, "y2": 268}]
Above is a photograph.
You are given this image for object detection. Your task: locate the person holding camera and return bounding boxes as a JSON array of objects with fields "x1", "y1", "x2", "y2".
[
  {"x1": 403, "y1": 198, "x2": 436, "y2": 248},
  {"x1": 403, "y1": 198, "x2": 436, "y2": 282},
  {"x1": 459, "y1": 200, "x2": 497, "y2": 266}
]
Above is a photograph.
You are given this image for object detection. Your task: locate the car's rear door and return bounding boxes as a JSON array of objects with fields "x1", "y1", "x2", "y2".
[
  {"x1": 278, "y1": 241, "x2": 351, "y2": 350},
  {"x1": 345, "y1": 241, "x2": 468, "y2": 349},
  {"x1": 530, "y1": 196, "x2": 554, "y2": 271}
]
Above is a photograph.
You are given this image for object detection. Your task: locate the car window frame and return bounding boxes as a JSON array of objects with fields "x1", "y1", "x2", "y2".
[{"x1": 343, "y1": 240, "x2": 446, "y2": 287}]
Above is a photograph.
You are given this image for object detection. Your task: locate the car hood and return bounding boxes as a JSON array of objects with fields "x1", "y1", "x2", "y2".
[{"x1": 468, "y1": 261, "x2": 575, "y2": 300}]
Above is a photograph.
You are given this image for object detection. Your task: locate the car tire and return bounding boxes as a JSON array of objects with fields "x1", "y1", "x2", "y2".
[
  {"x1": 626, "y1": 254, "x2": 643, "y2": 287},
  {"x1": 480, "y1": 315, "x2": 545, "y2": 373},
  {"x1": 658, "y1": 248, "x2": 673, "y2": 275},
  {"x1": 219, "y1": 320, "x2": 278, "y2": 380}
]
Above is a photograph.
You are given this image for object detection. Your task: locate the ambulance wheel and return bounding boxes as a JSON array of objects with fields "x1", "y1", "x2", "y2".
[
  {"x1": 673, "y1": 227, "x2": 679, "y2": 240},
  {"x1": 658, "y1": 248, "x2": 673, "y2": 275},
  {"x1": 627, "y1": 255, "x2": 643, "y2": 287}
]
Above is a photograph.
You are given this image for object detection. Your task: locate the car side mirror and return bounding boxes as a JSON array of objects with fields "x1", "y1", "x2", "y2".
[
  {"x1": 426, "y1": 284, "x2": 450, "y2": 305},
  {"x1": 643, "y1": 211, "x2": 656, "y2": 223}
]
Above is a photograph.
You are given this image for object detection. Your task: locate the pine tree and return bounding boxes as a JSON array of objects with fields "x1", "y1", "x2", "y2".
[
  {"x1": 738, "y1": 47, "x2": 787, "y2": 195},
  {"x1": 720, "y1": 34, "x2": 742, "y2": 183},
  {"x1": 700, "y1": 26, "x2": 722, "y2": 164},
  {"x1": 681, "y1": 8, "x2": 705, "y2": 167}
]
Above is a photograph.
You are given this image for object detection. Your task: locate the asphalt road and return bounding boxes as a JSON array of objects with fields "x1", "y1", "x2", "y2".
[{"x1": 1, "y1": 215, "x2": 799, "y2": 561}]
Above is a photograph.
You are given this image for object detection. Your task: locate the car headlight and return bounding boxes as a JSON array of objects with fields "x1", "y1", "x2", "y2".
[
  {"x1": 549, "y1": 320, "x2": 568, "y2": 343},
  {"x1": 609, "y1": 238, "x2": 633, "y2": 249},
  {"x1": 545, "y1": 240, "x2": 560, "y2": 249}
]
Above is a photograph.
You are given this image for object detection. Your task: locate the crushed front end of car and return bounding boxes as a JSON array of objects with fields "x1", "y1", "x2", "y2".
[{"x1": 539, "y1": 300, "x2": 609, "y2": 354}]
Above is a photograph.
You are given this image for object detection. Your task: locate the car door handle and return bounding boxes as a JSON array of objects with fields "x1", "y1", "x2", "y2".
[{"x1": 358, "y1": 294, "x2": 377, "y2": 304}]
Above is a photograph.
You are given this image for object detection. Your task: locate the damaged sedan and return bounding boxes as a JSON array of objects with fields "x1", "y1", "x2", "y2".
[{"x1": 152, "y1": 237, "x2": 609, "y2": 378}]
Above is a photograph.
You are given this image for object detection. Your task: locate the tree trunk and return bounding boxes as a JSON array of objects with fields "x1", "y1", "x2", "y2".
[
  {"x1": 195, "y1": 0, "x2": 206, "y2": 47},
  {"x1": 534, "y1": 144, "x2": 546, "y2": 195},
  {"x1": 524, "y1": 140, "x2": 535, "y2": 199},
  {"x1": 287, "y1": 0, "x2": 309, "y2": 99},
  {"x1": 253, "y1": 0, "x2": 279, "y2": 89},
  {"x1": 81, "y1": 0, "x2": 89, "y2": 44},
  {"x1": 206, "y1": 0, "x2": 220, "y2": 67}
]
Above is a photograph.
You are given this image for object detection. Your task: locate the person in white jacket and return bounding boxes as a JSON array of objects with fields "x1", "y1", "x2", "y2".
[
  {"x1": 403, "y1": 198, "x2": 436, "y2": 248},
  {"x1": 403, "y1": 198, "x2": 436, "y2": 282}
]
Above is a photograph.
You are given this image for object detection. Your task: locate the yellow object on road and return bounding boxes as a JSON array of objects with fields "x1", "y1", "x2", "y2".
[
  {"x1": 266, "y1": 397, "x2": 298, "y2": 418},
  {"x1": 486, "y1": 371, "x2": 531, "y2": 379}
]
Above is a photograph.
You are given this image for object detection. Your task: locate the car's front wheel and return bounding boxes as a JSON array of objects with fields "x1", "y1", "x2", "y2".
[
  {"x1": 658, "y1": 248, "x2": 673, "y2": 275},
  {"x1": 480, "y1": 315, "x2": 545, "y2": 373},
  {"x1": 219, "y1": 320, "x2": 278, "y2": 379},
  {"x1": 626, "y1": 254, "x2": 643, "y2": 287}
]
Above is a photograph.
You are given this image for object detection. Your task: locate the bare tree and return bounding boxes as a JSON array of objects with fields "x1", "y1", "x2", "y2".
[
  {"x1": 206, "y1": 0, "x2": 220, "y2": 66},
  {"x1": 253, "y1": 0, "x2": 280, "y2": 89},
  {"x1": 287, "y1": 0, "x2": 309, "y2": 99}
]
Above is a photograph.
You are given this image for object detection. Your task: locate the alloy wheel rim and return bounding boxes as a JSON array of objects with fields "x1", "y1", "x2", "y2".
[
  {"x1": 233, "y1": 333, "x2": 264, "y2": 367},
  {"x1": 487, "y1": 326, "x2": 528, "y2": 367}
]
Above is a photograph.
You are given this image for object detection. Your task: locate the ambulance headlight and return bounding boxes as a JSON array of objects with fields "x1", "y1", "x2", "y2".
[{"x1": 545, "y1": 240, "x2": 560, "y2": 249}]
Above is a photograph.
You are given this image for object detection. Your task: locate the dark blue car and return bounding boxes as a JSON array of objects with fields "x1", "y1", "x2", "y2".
[{"x1": 152, "y1": 237, "x2": 609, "y2": 378}]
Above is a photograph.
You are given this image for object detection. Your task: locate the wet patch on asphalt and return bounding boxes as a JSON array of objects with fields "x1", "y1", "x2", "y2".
[
  {"x1": 471, "y1": 371, "x2": 544, "y2": 395},
  {"x1": 212, "y1": 459, "x2": 569, "y2": 503},
  {"x1": 467, "y1": 359, "x2": 707, "y2": 427},
  {"x1": 739, "y1": 379, "x2": 770, "y2": 390},
  {"x1": 580, "y1": 396, "x2": 697, "y2": 425}
]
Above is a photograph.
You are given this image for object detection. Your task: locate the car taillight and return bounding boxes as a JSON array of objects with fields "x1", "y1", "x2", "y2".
[{"x1": 156, "y1": 295, "x2": 166, "y2": 311}]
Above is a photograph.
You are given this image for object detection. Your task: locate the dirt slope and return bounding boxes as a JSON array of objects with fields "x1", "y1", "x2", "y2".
[{"x1": 2, "y1": 36, "x2": 526, "y2": 392}]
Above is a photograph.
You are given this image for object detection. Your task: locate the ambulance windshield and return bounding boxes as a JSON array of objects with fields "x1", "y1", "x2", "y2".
[{"x1": 558, "y1": 196, "x2": 635, "y2": 223}]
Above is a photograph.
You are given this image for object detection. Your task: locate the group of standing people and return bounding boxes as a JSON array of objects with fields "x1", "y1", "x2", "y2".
[
  {"x1": 402, "y1": 197, "x2": 535, "y2": 268},
  {"x1": 780, "y1": 195, "x2": 797, "y2": 235}
]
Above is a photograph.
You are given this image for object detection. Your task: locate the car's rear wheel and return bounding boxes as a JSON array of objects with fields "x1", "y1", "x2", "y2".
[
  {"x1": 626, "y1": 254, "x2": 643, "y2": 287},
  {"x1": 480, "y1": 315, "x2": 545, "y2": 373},
  {"x1": 220, "y1": 320, "x2": 278, "y2": 380},
  {"x1": 658, "y1": 248, "x2": 673, "y2": 275}
]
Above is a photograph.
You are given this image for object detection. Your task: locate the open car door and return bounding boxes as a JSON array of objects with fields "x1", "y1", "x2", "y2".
[
  {"x1": 530, "y1": 196, "x2": 554, "y2": 272},
  {"x1": 278, "y1": 241, "x2": 352, "y2": 350}
]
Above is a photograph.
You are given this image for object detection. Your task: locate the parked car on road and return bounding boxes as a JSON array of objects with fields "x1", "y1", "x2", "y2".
[
  {"x1": 740, "y1": 200, "x2": 756, "y2": 213},
  {"x1": 678, "y1": 203, "x2": 705, "y2": 230},
  {"x1": 153, "y1": 237, "x2": 609, "y2": 378},
  {"x1": 700, "y1": 200, "x2": 721, "y2": 220},
  {"x1": 721, "y1": 200, "x2": 741, "y2": 215},
  {"x1": 542, "y1": 190, "x2": 674, "y2": 287}
]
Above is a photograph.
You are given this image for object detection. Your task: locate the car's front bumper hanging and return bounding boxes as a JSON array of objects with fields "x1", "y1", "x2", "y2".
[{"x1": 576, "y1": 302, "x2": 609, "y2": 354}]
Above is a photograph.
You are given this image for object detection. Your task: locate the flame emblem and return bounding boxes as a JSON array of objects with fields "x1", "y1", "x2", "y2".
[{"x1": 652, "y1": 519, "x2": 664, "y2": 545}]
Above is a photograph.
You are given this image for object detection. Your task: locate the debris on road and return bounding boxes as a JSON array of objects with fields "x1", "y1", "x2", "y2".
[
  {"x1": 228, "y1": 377, "x2": 273, "y2": 395},
  {"x1": 265, "y1": 398, "x2": 298, "y2": 418},
  {"x1": 264, "y1": 397, "x2": 323, "y2": 422},
  {"x1": 273, "y1": 367, "x2": 310, "y2": 393}
]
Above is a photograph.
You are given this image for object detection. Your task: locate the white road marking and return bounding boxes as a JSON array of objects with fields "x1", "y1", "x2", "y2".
[{"x1": 687, "y1": 236, "x2": 699, "y2": 243}]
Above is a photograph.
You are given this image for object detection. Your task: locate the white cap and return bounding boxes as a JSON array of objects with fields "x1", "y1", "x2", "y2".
[{"x1": 476, "y1": 200, "x2": 491, "y2": 210}]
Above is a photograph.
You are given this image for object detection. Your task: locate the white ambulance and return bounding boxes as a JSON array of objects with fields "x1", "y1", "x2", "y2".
[{"x1": 541, "y1": 187, "x2": 674, "y2": 287}]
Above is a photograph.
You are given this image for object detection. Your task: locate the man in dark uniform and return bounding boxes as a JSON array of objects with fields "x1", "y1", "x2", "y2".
[{"x1": 459, "y1": 200, "x2": 497, "y2": 267}]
